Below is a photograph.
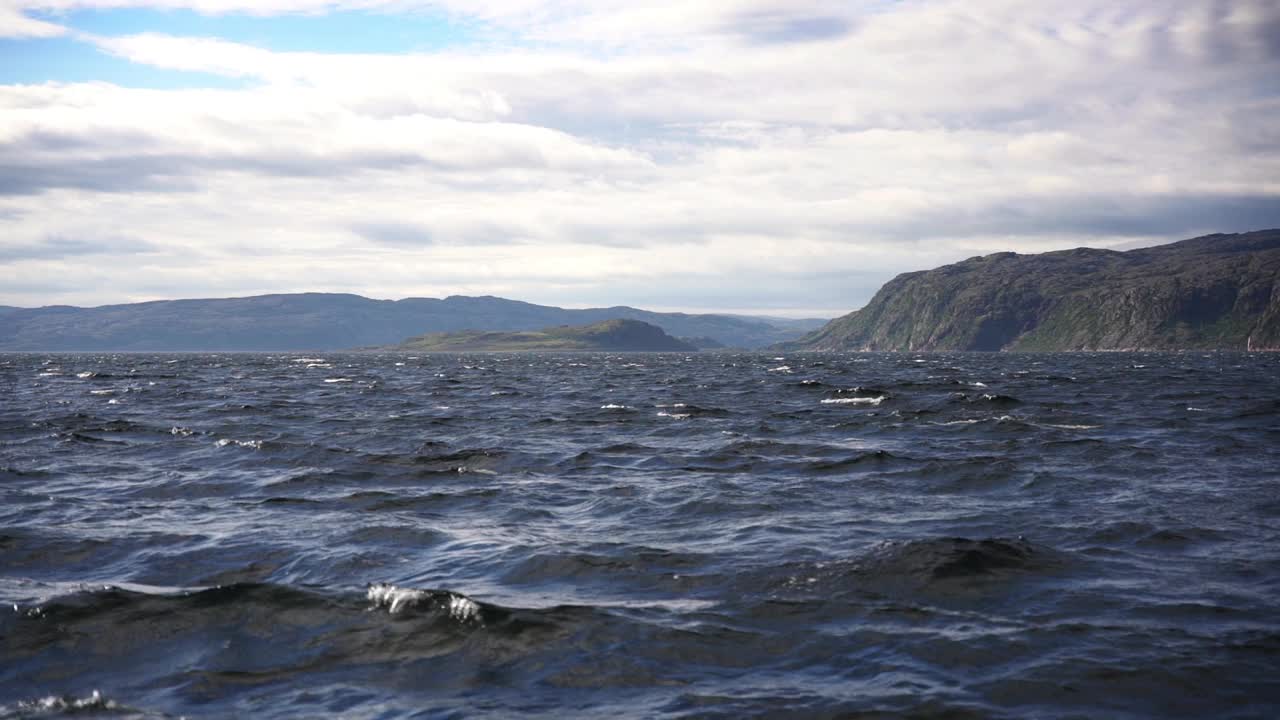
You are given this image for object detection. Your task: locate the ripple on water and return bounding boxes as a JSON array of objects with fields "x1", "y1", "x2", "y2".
[{"x1": 1, "y1": 352, "x2": 1278, "y2": 718}]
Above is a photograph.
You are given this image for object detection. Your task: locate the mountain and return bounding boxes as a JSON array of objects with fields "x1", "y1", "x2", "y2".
[
  {"x1": 723, "y1": 315, "x2": 830, "y2": 333},
  {"x1": 0, "y1": 294, "x2": 816, "y2": 351},
  {"x1": 383, "y1": 319, "x2": 698, "y2": 352},
  {"x1": 783, "y1": 229, "x2": 1280, "y2": 352}
]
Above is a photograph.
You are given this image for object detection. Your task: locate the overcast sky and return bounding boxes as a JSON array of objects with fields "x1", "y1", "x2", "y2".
[{"x1": 1, "y1": 0, "x2": 1278, "y2": 316}]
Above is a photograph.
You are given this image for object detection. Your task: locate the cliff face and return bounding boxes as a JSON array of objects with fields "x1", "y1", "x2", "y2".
[{"x1": 785, "y1": 230, "x2": 1280, "y2": 351}]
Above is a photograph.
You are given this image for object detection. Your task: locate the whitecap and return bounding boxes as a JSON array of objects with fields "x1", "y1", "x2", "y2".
[
  {"x1": 76, "y1": 371, "x2": 96, "y2": 379},
  {"x1": 89, "y1": 389, "x2": 115, "y2": 395},
  {"x1": 821, "y1": 396, "x2": 886, "y2": 406},
  {"x1": 14, "y1": 690, "x2": 116, "y2": 713},
  {"x1": 447, "y1": 594, "x2": 481, "y2": 622},
  {"x1": 657, "y1": 411, "x2": 692, "y2": 419},
  {"x1": 170, "y1": 426, "x2": 194, "y2": 437},
  {"x1": 768, "y1": 365, "x2": 792, "y2": 373},
  {"x1": 600, "y1": 404, "x2": 631, "y2": 410},
  {"x1": 367, "y1": 583, "x2": 482, "y2": 622},
  {"x1": 367, "y1": 583, "x2": 426, "y2": 613},
  {"x1": 292, "y1": 358, "x2": 326, "y2": 363},
  {"x1": 324, "y1": 378, "x2": 352, "y2": 384},
  {"x1": 216, "y1": 438, "x2": 263, "y2": 449}
]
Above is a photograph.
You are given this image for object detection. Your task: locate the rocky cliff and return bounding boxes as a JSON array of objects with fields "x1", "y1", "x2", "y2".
[{"x1": 783, "y1": 230, "x2": 1280, "y2": 351}]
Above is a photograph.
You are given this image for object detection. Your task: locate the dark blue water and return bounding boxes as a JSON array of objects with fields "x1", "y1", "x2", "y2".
[{"x1": 2, "y1": 352, "x2": 1279, "y2": 718}]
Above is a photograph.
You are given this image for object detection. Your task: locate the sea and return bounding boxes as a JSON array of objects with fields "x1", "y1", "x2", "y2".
[{"x1": 2, "y1": 351, "x2": 1278, "y2": 719}]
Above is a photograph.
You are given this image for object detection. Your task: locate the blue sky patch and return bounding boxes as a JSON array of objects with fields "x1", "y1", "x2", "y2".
[
  {"x1": 0, "y1": 36, "x2": 246, "y2": 88},
  {"x1": 35, "y1": 7, "x2": 481, "y2": 54},
  {"x1": 3, "y1": 7, "x2": 485, "y2": 88}
]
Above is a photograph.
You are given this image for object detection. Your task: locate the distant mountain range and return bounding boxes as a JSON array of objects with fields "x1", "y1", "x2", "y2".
[
  {"x1": 382, "y1": 319, "x2": 698, "y2": 352},
  {"x1": 783, "y1": 229, "x2": 1280, "y2": 351},
  {"x1": 0, "y1": 293, "x2": 826, "y2": 351}
]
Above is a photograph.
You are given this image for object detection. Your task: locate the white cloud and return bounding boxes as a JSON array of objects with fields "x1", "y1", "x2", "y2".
[
  {"x1": 0, "y1": 3, "x2": 66, "y2": 36},
  {"x1": 1, "y1": 0, "x2": 1278, "y2": 311}
]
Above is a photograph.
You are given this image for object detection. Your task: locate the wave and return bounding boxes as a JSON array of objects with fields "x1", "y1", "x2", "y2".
[
  {"x1": 367, "y1": 583, "x2": 487, "y2": 623},
  {"x1": 820, "y1": 396, "x2": 886, "y2": 406}
]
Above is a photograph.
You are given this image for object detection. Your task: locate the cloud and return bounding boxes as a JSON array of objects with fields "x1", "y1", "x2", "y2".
[
  {"x1": 0, "y1": 0, "x2": 1277, "y2": 312},
  {"x1": 727, "y1": 12, "x2": 853, "y2": 46},
  {"x1": 0, "y1": 5, "x2": 67, "y2": 37},
  {"x1": 0, "y1": 233, "x2": 157, "y2": 261},
  {"x1": 0, "y1": 82, "x2": 654, "y2": 196}
]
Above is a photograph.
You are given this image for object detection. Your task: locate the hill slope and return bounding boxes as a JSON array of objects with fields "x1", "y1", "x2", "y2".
[
  {"x1": 783, "y1": 229, "x2": 1280, "y2": 352},
  {"x1": 0, "y1": 294, "x2": 812, "y2": 351},
  {"x1": 386, "y1": 319, "x2": 698, "y2": 352}
]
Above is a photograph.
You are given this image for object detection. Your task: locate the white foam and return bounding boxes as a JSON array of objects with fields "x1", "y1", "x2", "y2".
[
  {"x1": 367, "y1": 583, "x2": 427, "y2": 613},
  {"x1": 76, "y1": 371, "x2": 95, "y2": 379},
  {"x1": 170, "y1": 426, "x2": 194, "y2": 436},
  {"x1": 292, "y1": 358, "x2": 326, "y2": 363},
  {"x1": 448, "y1": 594, "x2": 482, "y2": 622},
  {"x1": 216, "y1": 438, "x2": 263, "y2": 449},
  {"x1": 367, "y1": 583, "x2": 482, "y2": 622},
  {"x1": 600, "y1": 404, "x2": 631, "y2": 410},
  {"x1": 768, "y1": 365, "x2": 792, "y2": 373},
  {"x1": 324, "y1": 378, "x2": 352, "y2": 383},
  {"x1": 657, "y1": 411, "x2": 692, "y2": 419},
  {"x1": 16, "y1": 690, "x2": 116, "y2": 712},
  {"x1": 89, "y1": 389, "x2": 115, "y2": 395},
  {"x1": 821, "y1": 396, "x2": 886, "y2": 406}
]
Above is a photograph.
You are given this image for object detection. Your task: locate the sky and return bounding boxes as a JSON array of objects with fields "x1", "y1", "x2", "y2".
[{"x1": 1, "y1": 1, "x2": 1278, "y2": 317}]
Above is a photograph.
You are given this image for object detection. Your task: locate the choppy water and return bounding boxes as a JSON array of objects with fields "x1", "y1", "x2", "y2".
[{"x1": 2, "y1": 352, "x2": 1279, "y2": 719}]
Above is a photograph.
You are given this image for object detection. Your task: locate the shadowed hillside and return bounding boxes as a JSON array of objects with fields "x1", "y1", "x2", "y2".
[
  {"x1": 0, "y1": 294, "x2": 817, "y2": 351},
  {"x1": 385, "y1": 319, "x2": 698, "y2": 352},
  {"x1": 782, "y1": 230, "x2": 1280, "y2": 351}
]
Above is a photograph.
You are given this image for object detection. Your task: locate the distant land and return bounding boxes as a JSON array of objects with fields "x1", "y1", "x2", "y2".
[
  {"x1": 0, "y1": 294, "x2": 827, "y2": 352},
  {"x1": 381, "y1": 319, "x2": 698, "y2": 352},
  {"x1": 783, "y1": 229, "x2": 1280, "y2": 352}
]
